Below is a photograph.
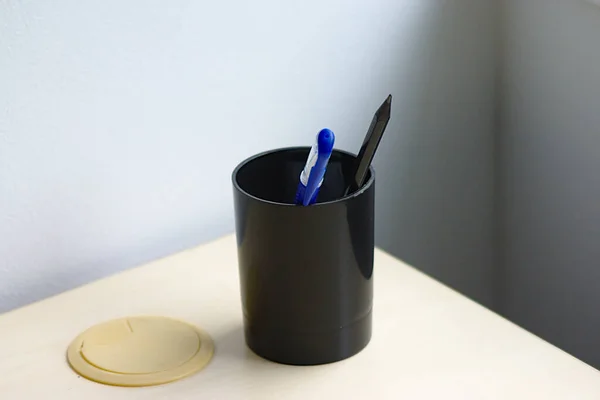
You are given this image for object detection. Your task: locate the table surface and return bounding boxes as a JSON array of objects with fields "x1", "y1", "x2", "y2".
[{"x1": 1, "y1": 234, "x2": 599, "y2": 399}]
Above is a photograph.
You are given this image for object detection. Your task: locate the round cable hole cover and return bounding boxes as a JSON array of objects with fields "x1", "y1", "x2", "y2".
[{"x1": 66, "y1": 316, "x2": 214, "y2": 387}]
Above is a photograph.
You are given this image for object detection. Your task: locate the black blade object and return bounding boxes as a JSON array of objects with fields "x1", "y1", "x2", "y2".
[{"x1": 345, "y1": 95, "x2": 392, "y2": 195}]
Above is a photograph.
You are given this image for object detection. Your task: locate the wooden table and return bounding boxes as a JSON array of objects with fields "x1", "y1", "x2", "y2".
[{"x1": 1, "y1": 234, "x2": 599, "y2": 399}]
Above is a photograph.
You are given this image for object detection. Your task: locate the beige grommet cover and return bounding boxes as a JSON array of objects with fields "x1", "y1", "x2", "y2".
[{"x1": 66, "y1": 316, "x2": 214, "y2": 387}]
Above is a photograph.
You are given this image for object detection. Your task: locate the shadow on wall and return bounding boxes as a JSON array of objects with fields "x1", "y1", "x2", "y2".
[
  {"x1": 499, "y1": 0, "x2": 600, "y2": 369},
  {"x1": 373, "y1": 0, "x2": 497, "y2": 309}
]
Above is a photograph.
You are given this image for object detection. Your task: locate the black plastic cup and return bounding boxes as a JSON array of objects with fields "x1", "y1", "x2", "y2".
[{"x1": 232, "y1": 147, "x2": 375, "y2": 365}]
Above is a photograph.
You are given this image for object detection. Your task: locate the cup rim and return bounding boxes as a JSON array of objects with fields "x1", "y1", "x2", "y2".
[{"x1": 231, "y1": 146, "x2": 375, "y2": 207}]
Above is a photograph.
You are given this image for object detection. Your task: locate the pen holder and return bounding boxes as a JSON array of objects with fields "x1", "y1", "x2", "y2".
[{"x1": 232, "y1": 147, "x2": 374, "y2": 365}]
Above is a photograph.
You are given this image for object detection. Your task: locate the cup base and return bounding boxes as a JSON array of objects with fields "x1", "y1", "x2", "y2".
[{"x1": 243, "y1": 311, "x2": 372, "y2": 366}]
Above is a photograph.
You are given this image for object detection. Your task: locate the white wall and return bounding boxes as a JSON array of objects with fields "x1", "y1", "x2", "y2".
[
  {"x1": 500, "y1": 0, "x2": 600, "y2": 367},
  {"x1": 0, "y1": 0, "x2": 497, "y2": 313}
]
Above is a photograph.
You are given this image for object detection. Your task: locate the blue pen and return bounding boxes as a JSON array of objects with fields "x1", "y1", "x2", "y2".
[{"x1": 295, "y1": 128, "x2": 335, "y2": 206}]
